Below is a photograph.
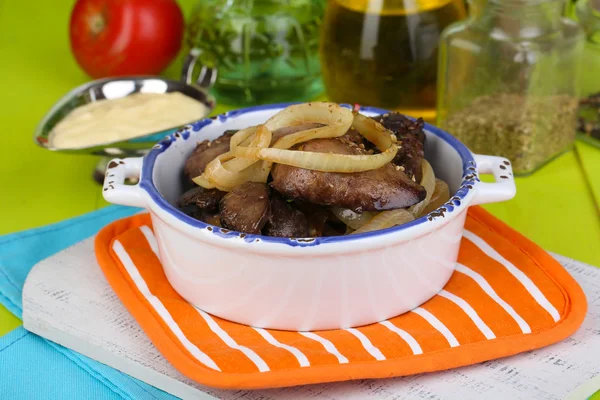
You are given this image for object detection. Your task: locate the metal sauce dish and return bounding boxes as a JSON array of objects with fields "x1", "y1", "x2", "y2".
[{"x1": 34, "y1": 76, "x2": 215, "y2": 181}]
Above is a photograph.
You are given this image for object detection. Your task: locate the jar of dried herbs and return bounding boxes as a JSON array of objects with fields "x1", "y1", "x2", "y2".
[{"x1": 436, "y1": 0, "x2": 584, "y2": 175}]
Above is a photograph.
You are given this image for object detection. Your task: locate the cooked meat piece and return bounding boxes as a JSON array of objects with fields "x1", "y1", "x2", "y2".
[
  {"x1": 270, "y1": 123, "x2": 324, "y2": 146},
  {"x1": 394, "y1": 133, "x2": 425, "y2": 183},
  {"x1": 177, "y1": 187, "x2": 225, "y2": 213},
  {"x1": 293, "y1": 201, "x2": 332, "y2": 237},
  {"x1": 341, "y1": 127, "x2": 365, "y2": 146},
  {"x1": 322, "y1": 221, "x2": 347, "y2": 237},
  {"x1": 372, "y1": 113, "x2": 425, "y2": 182},
  {"x1": 184, "y1": 131, "x2": 235, "y2": 181},
  {"x1": 220, "y1": 182, "x2": 271, "y2": 234},
  {"x1": 301, "y1": 135, "x2": 361, "y2": 154},
  {"x1": 202, "y1": 212, "x2": 222, "y2": 227},
  {"x1": 179, "y1": 205, "x2": 221, "y2": 226},
  {"x1": 179, "y1": 204, "x2": 204, "y2": 221},
  {"x1": 271, "y1": 137, "x2": 426, "y2": 212},
  {"x1": 177, "y1": 187, "x2": 226, "y2": 225},
  {"x1": 263, "y1": 195, "x2": 309, "y2": 238}
]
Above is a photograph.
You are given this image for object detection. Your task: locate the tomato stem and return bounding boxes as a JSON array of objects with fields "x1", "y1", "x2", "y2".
[{"x1": 88, "y1": 13, "x2": 105, "y2": 36}]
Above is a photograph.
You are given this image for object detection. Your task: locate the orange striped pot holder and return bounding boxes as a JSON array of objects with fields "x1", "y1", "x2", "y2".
[{"x1": 95, "y1": 206, "x2": 587, "y2": 390}]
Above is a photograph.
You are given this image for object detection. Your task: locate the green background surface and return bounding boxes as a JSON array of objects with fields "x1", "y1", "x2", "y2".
[{"x1": 0, "y1": 0, "x2": 599, "y2": 395}]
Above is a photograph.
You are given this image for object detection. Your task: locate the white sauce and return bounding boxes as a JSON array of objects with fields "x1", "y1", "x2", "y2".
[{"x1": 49, "y1": 92, "x2": 208, "y2": 149}]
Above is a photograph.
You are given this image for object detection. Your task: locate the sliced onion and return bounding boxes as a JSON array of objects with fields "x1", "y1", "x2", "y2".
[
  {"x1": 234, "y1": 144, "x2": 398, "y2": 173},
  {"x1": 192, "y1": 104, "x2": 407, "y2": 191},
  {"x1": 229, "y1": 126, "x2": 258, "y2": 151},
  {"x1": 221, "y1": 157, "x2": 260, "y2": 173},
  {"x1": 408, "y1": 160, "x2": 435, "y2": 217},
  {"x1": 266, "y1": 102, "x2": 354, "y2": 149},
  {"x1": 193, "y1": 152, "x2": 234, "y2": 190},
  {"x1": 330, "y1": 207, "x2": 377, "y2": 230},
  {"x1": 193, "y1": 125, "x2": 273, "y2": 190},
  {"x1": 193, "y1": 152, "x2": 266, "y2": 191},
  {"x1": 420, "y1": 179, "x2": 450, "y2": 216},
  {"x1": 192, "y1": 174, "x2": 215, "y2": 189},
  {"x1": 230, "y1": 145, "x2": 261, "y2": 160},
  {"x1": 351, "y1": 209, "x2": 415, "y2": 234},
  {"x1": 352, "y1": 112, "x2": 394, "y2": 151},
  {"x1": 222, "y1": 125, "x2": 271, "y2": 172},
  {"x1": 255, "y1": 160, "x2": 273, "y2": 183}
]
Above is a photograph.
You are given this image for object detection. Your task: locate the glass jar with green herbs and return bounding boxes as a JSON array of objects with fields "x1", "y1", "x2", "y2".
[
  {"x1": 436, "y1": 0, "x2": 584, "y2": 175},
  {"x1": 183, "y1": 0, "x2": 325, "y2": 106}
]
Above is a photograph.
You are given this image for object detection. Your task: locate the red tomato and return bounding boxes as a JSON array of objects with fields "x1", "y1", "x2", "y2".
[{"x1": 69, "y1": 0, "x2": 184, "y2": 78}]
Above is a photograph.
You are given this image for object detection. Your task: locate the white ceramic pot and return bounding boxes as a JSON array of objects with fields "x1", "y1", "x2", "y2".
[{"x1": 103, "y1": 104, "x2": 516, "y2": 331}]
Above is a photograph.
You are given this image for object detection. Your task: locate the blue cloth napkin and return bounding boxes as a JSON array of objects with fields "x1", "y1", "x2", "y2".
[{"x1": 0, "y1": 206, "x2": 177, "y2": 400}]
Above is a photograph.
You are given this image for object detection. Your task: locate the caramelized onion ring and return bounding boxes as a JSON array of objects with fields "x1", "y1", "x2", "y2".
[
  {"x1": 351, "y1": 113, "x2": 394, "y2": 151},
  {"x1": 222, "y1": 125, "x2": 271, "y2": 172},
  {"x1": 420, "y1": 178, "x2": 450, "y2": 216},
  {"x1": 408, "y1": 160, "x2": 435, "y2": 217},
  {"x1": 233, "y1": 144, "x2": 398, "y2": 173},
  {"x1": 193, "y1": 125, "x2": 272, "y2": 190},
  {"x1": 232, "y1": 106, "x2": 400, "y2": 173},
  {"x1": 267, "y1": 102, "x2": 354, "y2": 149},
  {"x1": 194, "y1": 104, "x2": 406, "y2": 190},
  {"x1": 230, "y1": 126, "x2": 258, "y2": 151},
  {"x1": 351, "y1": 209, "x2": 415, "y2": 234},
  {"x1": 331, "y1": 208, "x2": 377, "y2": 230},
  {"x1": 192, "y1": 174, "x2": 216, "y2": 189},
  {"x1": 193, "y1": 152, "x2": 266, "y2": 191}
]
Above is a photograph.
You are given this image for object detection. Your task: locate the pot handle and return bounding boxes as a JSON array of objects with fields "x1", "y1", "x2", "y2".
[
  {"x1": 102, "y1": 157, "x2": 148, "y2": 208},
  {"x1": 471, "y1": 154, "x2": 517, "y2": 206}
]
